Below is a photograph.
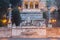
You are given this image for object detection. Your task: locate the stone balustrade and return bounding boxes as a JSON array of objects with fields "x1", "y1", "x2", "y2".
[{"x1": 0, "y1": 27, "x2": 60, "y2": 38}]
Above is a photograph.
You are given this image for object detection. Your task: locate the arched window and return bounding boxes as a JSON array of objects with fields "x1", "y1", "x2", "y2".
[
  {"x1": 35, "y1": 1, "x2": 39, "y2": 9},
  {"x1": 24, "y1": 1, "x2": 28, "y2": 9},
  {"x1": 30, "y1": 2, "x2": 33, "y2": 9}
]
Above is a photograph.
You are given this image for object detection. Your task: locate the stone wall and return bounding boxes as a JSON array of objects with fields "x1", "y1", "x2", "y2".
[
  {"x1": 0, "y1": 27, "x2": 60, "y2": 38},
  {"x1": 0, "y1": 28, "x2": 12, "y2": 38}
]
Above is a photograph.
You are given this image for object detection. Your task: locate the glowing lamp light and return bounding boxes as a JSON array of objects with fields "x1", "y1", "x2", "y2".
[
  {"x1": 2, "y1": 19, "x2": 7, "y2": 24},
  {"x1": 52, "y1": 19, "x2": 56, "y2": 23},
  {"x1": 52, "y1": 19, "x2": 55, "y2": 23},
  {"x1": 49, "y1": 19, "x2": 56, "y2": 23},
  {"x1": 54, "y1": 20, "x2": 56, "y2": 22}
]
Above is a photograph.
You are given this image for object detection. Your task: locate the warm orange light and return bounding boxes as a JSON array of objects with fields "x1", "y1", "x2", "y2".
[
  {"x1": 30, "y1": 2, "x2": 33, "y2": 8},
  {"x1": 52, "y1": 19, "x2": 55, "y2": 23},
  {"x1": 52, "y1": 19, "x2": 56, "y2": 23},
  {"x1": 2, "y1": 19, "x2": 7, "y2": 24},
  {"x1": 49, "y1": 19, "x2": 56, "y2": 23},
  {"x1": 54, "y1": 20, "x2": 56, "y2": 22}
]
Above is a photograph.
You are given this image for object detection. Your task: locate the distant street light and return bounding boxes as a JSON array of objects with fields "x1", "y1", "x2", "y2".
[
  {"x1": 47, "y1": 7, "x2": 52, "y2": 27},
  {"x1": 49, "y1": 19, "x2": 56, "y2": 23},
  {"x1": 2, "y1": 19, "x2": 7, "y2": 24}
]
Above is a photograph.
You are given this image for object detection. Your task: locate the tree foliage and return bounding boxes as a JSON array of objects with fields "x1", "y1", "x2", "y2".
[
  {"x1": 0, "y1": 0, "x2": 21, "y2": 26},
  {"x1": 43, "y1": 12, "x2": 47, "y2": 19},
  {"x1": 10, "y1": 0, "x2": 21, "y2": 7},
  {"x1": 57, "y1": 8, "x2": 60, "y2": 20},
  {"x1": 0, "y1": 0, "x2": 9, "y2": 18},
  {"x1": 12, "y1": 8, "x2": 21, "y2": 26}
]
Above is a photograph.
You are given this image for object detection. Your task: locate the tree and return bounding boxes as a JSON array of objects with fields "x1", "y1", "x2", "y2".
[
  {"x1": 0, "y1": 0, "x2": 9, "y2": 18},
  {"x1": 11, "y1": 8, "x2": 21, "y2": 26},
  {"x1": 57, "y1": 8, "x2": 60, "y2": 20},
  {"x1": 0, "y1": 0, "x2": 9, "y2": 27},
  {"x1": 43, "y1": 12, "x2": 47, "y2": 19},
  {"x1": 10, "y1": 0, "x2": 21, "y2": 7},
  {"x1": 0, "y1": 0, "x2": 22, "y2": 27},
  {"x1": 10, "y1": 0, "x2": 22, "y2": 26}
]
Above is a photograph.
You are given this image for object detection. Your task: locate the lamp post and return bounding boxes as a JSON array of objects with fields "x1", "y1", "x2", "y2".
[
  {"x1": 46, "y1": 0, "x2": 52, "y2": 27},
  {"x1": 8, "y1": 4, "x2": 12, "y2": 28},
  {"x1": 47, "y1": 7, "x2": 53, "y2": 28}
]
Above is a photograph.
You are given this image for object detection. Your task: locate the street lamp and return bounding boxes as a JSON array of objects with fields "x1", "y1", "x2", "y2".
[
  {"x1": 8, "y1": 4, "x2": 12, "y2": 28},
  {"x1": 48, "y1": 6, "x2": 57, "y2": 27},
  {"x1": 47, "y1": 7, "x2": 53, "y2": 28}
]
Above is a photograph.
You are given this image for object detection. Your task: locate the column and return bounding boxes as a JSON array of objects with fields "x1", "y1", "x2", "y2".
[
  {"x1": 34, "y1": 1, "x2": 35, "y2": 9},
  {"x1": 28, "y1": 1, "x2": 30, "y2": 9},
  {"x1": 8, "y1": 4, "x2": 12, "y2": 28},
  {"x1": 23, "y1": 2, "x2": 24, "y2": 9}
]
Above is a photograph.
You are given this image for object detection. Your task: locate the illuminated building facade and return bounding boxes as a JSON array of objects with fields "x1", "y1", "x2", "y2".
[{"x1": 19, "y1": 0, "x2": 57, "y2": 26}]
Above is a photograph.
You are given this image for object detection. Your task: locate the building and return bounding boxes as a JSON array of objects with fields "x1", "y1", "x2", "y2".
[{"x1": 19, "y1": 0, "x2": 57, "y2": 27}]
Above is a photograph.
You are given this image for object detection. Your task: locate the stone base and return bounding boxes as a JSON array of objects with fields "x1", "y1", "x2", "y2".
[{"x1": 0, "y1": 27, "x2": 60, "y2": 38}]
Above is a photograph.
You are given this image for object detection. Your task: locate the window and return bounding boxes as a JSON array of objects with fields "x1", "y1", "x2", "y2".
[
  {"x1": 30, "y1": 2, "x2": 33, "y2": 9},
  {"x1": 24, "y1": 2, "x2": 28, "y2": 9},
  {"x1": 35, "y1": 1, "x2": 39, "y2": 9}
]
